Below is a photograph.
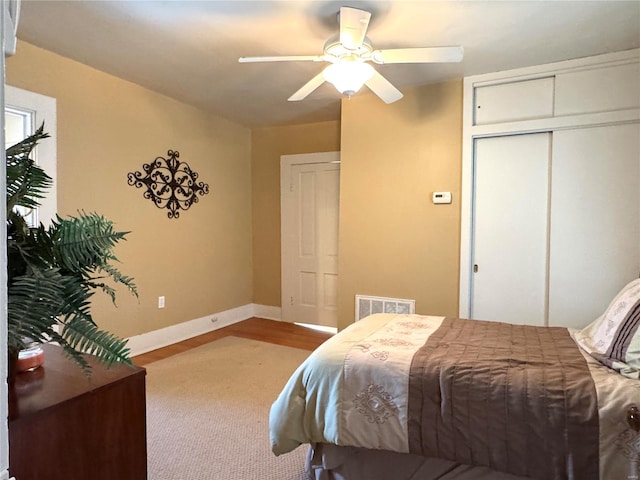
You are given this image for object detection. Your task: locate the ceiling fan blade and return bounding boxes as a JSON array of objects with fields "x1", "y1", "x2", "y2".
[
  {"x1": 339, "y1": 7, "x2": 371, "y2": 50},
  {"x1": 239, "y1": 55, "x2": 323, "y2": 63},
  {"x1": 364, "y1": 70, "x2": 404, "y2": 104},
  {"x1": 372, "y1": 46, "x2": 464, "y2": 64},
  {"x1": 288, "y1": 72, "x2": 326, "y2": 101}
]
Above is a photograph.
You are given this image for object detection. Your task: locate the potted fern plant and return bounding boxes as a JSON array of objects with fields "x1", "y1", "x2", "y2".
[{"x1": 7, "y1": 124, "x2": 137, "y2": 376}]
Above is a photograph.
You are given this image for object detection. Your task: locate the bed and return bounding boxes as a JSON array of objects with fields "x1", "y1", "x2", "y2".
[{"x1": 270, "y1": 279, "x2": 640, "y2": 480}]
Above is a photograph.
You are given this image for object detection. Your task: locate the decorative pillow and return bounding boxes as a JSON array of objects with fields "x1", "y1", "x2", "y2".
[{"x1": 573, "y1": 278, "x2": 640, "y2": 379}]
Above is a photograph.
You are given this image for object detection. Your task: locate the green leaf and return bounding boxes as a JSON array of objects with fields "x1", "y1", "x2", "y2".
[
  {"x1": 61, "y1": 317, "x2": 132, "y2": 369},
  {"x1": 7, "y1": 269, "x2": 66, "y2": 349},
  {"x1": 49, "y1": 212, "x2": 129, "y2": 273},
  {"x1": 6, "y1": 126, "x2": 138, "y2": 374},
  {"x1": 48, "y1": 330, "x2": 92, "y2": 375},
  {"x1": 6, "y1": 123, "x2": 52, "y2": 212}
]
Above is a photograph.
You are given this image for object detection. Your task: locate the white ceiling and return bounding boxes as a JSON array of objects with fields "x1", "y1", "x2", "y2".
[{"x1": 15, "y1": 0, "x2": 640, "y2": 128}]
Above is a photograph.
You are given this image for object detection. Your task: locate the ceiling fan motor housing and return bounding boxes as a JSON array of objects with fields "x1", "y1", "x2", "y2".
[{"x1": 323, "y1": 35, "x2": 374, "y2": 62}]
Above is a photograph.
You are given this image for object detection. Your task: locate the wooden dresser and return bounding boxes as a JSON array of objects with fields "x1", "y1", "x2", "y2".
[{"x1": 8, "y1": 344, "x2": 147, "y2": 480}]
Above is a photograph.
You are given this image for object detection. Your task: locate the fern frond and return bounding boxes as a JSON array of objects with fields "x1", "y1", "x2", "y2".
[
  {"x1": 47, "y1": 330, "x2": 92, "y2": 375},
  {"x1": 5, "y1": 123, "x2": 50, "y2": 158},
  {"x1": 8, "y1": 222, "x2": 55, "y2": 280},
  {"x1": 49, "y1": 212, "x2": 129, "y2": 273},
  {"x1": 7, "y1": 269, "x2": 66, "y2": 349},
  {"x1": 86, "y1": 281, "x2": 118, "y2": 303},
  {"x1": 57, "y1": 275, "x2": 95, "y2": 323},
  {"x1": 6, "y1": 123, "x2": 53, "y2": 212},
  {"x1": 97, "y1": 263, "x2": 139, "y2": 298},
  {"x1": 61, "y1": 317, "x2": 132, "y2": 368}
]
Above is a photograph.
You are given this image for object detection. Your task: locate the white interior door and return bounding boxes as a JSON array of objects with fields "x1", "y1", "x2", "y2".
[
  {"x1": 471, "y1": 133, "x2": 551, "y2": 325},
  {"x1": 549, "y1": 123, "x2": 640, "y2": 328},
  {"x1": 281, "y1": 153, "x2": 340, "y2": 327}
]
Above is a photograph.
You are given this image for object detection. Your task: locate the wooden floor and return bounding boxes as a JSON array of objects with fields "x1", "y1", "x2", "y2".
[{"x1": 133, "y1": 317, "x2": 334, "y2": 367}]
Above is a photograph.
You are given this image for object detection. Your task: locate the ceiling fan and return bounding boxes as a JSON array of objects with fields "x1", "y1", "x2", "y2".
[{"x1": 239, "y1": 6, "x2": 463, "y2": 104}]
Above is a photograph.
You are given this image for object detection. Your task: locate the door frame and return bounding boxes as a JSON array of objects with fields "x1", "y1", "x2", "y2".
[{"x1": 280, "y1": 151, "x2": 340, "y2": 324}]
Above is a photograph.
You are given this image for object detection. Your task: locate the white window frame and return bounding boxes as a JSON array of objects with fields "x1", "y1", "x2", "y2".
[{"x1": 5, "y1": 85, "x2": 57, "y2": 226}]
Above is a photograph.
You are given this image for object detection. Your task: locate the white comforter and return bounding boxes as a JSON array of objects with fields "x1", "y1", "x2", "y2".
[{"x1": 269, "y1": 314, "x2": 640, "y2": 479}]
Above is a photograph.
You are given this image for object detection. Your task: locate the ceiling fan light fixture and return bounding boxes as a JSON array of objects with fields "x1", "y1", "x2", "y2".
[{"x1": 322, "y1": 62, "x2": 374, "y2": 98}]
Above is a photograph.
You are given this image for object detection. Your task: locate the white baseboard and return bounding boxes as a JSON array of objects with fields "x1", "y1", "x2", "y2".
[
  {"x1": 126, "y1": 303, "x2": 282, "y2": 356},
  {"x1": 252, "y1": 304, "x2": 282, "y2": 321}
]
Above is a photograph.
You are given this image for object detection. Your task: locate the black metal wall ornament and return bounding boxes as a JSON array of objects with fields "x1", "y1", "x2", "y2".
[{"x1": 127, "y1": 150, "x2": 209, "y2": 219}]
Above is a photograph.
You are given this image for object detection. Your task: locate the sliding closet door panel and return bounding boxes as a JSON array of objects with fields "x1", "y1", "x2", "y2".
[
  {"x1": 549, "y1": 123, "x2": 640, "y2": 328},
  {"x1": 471, "y1": 133, "x2": 550, "y2": 325}
]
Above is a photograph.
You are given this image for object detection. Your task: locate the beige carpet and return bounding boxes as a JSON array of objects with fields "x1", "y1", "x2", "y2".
[{"x1": 146, "y1": 336, "x2": 312, "y2": 480}]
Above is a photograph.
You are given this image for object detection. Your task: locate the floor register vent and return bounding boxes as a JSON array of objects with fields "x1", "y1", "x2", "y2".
[{"x1": 355, "y1": 295, "x2": 416, "y2": 322}]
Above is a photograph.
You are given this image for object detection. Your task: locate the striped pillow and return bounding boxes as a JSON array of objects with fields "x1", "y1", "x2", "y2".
[{"x1": 573, "y1": 278, "x2": 640, "y2": 379}]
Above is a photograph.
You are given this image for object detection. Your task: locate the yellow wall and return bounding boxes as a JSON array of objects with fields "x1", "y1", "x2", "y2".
[
  {"x1": 251, "y1": 121, "x2": 340, "y2": 306},
  {"x1": 338, "y1": 80, "x2": 463, "y2": 330},
  {"x1": 6, "y1": 41, "x2": 253, "y2": 339},
  {"x1": 7, "y1": 40, "x2": 464, "y2": 337}
]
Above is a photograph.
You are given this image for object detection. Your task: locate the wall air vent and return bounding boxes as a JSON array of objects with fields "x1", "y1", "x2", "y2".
[{"x1": 355, "y1": 295, "x2": 416, "y2": 321}]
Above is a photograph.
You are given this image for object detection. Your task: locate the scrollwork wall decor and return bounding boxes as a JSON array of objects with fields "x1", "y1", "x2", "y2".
[{"x1": 127, "y1": 150, "x2": 209, "y2": 219}]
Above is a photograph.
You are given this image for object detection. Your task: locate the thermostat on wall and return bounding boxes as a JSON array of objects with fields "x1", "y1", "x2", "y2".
[{"x1": 432, "y1": 191, "x2": 452, "y2": 204}]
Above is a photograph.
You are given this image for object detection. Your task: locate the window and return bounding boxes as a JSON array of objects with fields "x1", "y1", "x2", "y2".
[{"x1": 5, "y1": 85, "x2": 57, "y2": 226}]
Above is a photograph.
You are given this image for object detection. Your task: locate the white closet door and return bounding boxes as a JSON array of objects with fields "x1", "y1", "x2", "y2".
[
  {"x1": 471, "y1": 133, "x2": 551, "y2": 325},
  {"x1": 549, "y1": 123, "x2": 640, "y2": 328}
]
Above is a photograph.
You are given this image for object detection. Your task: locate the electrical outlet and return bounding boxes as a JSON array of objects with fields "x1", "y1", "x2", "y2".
[{"x1": 158, "y1": 296, "x2": 165, "y2": 309}]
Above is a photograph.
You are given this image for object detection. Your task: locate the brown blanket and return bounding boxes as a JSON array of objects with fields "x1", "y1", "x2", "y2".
[{"x1": 407, "y1": 318, "x2": 600, "y2": 480}]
